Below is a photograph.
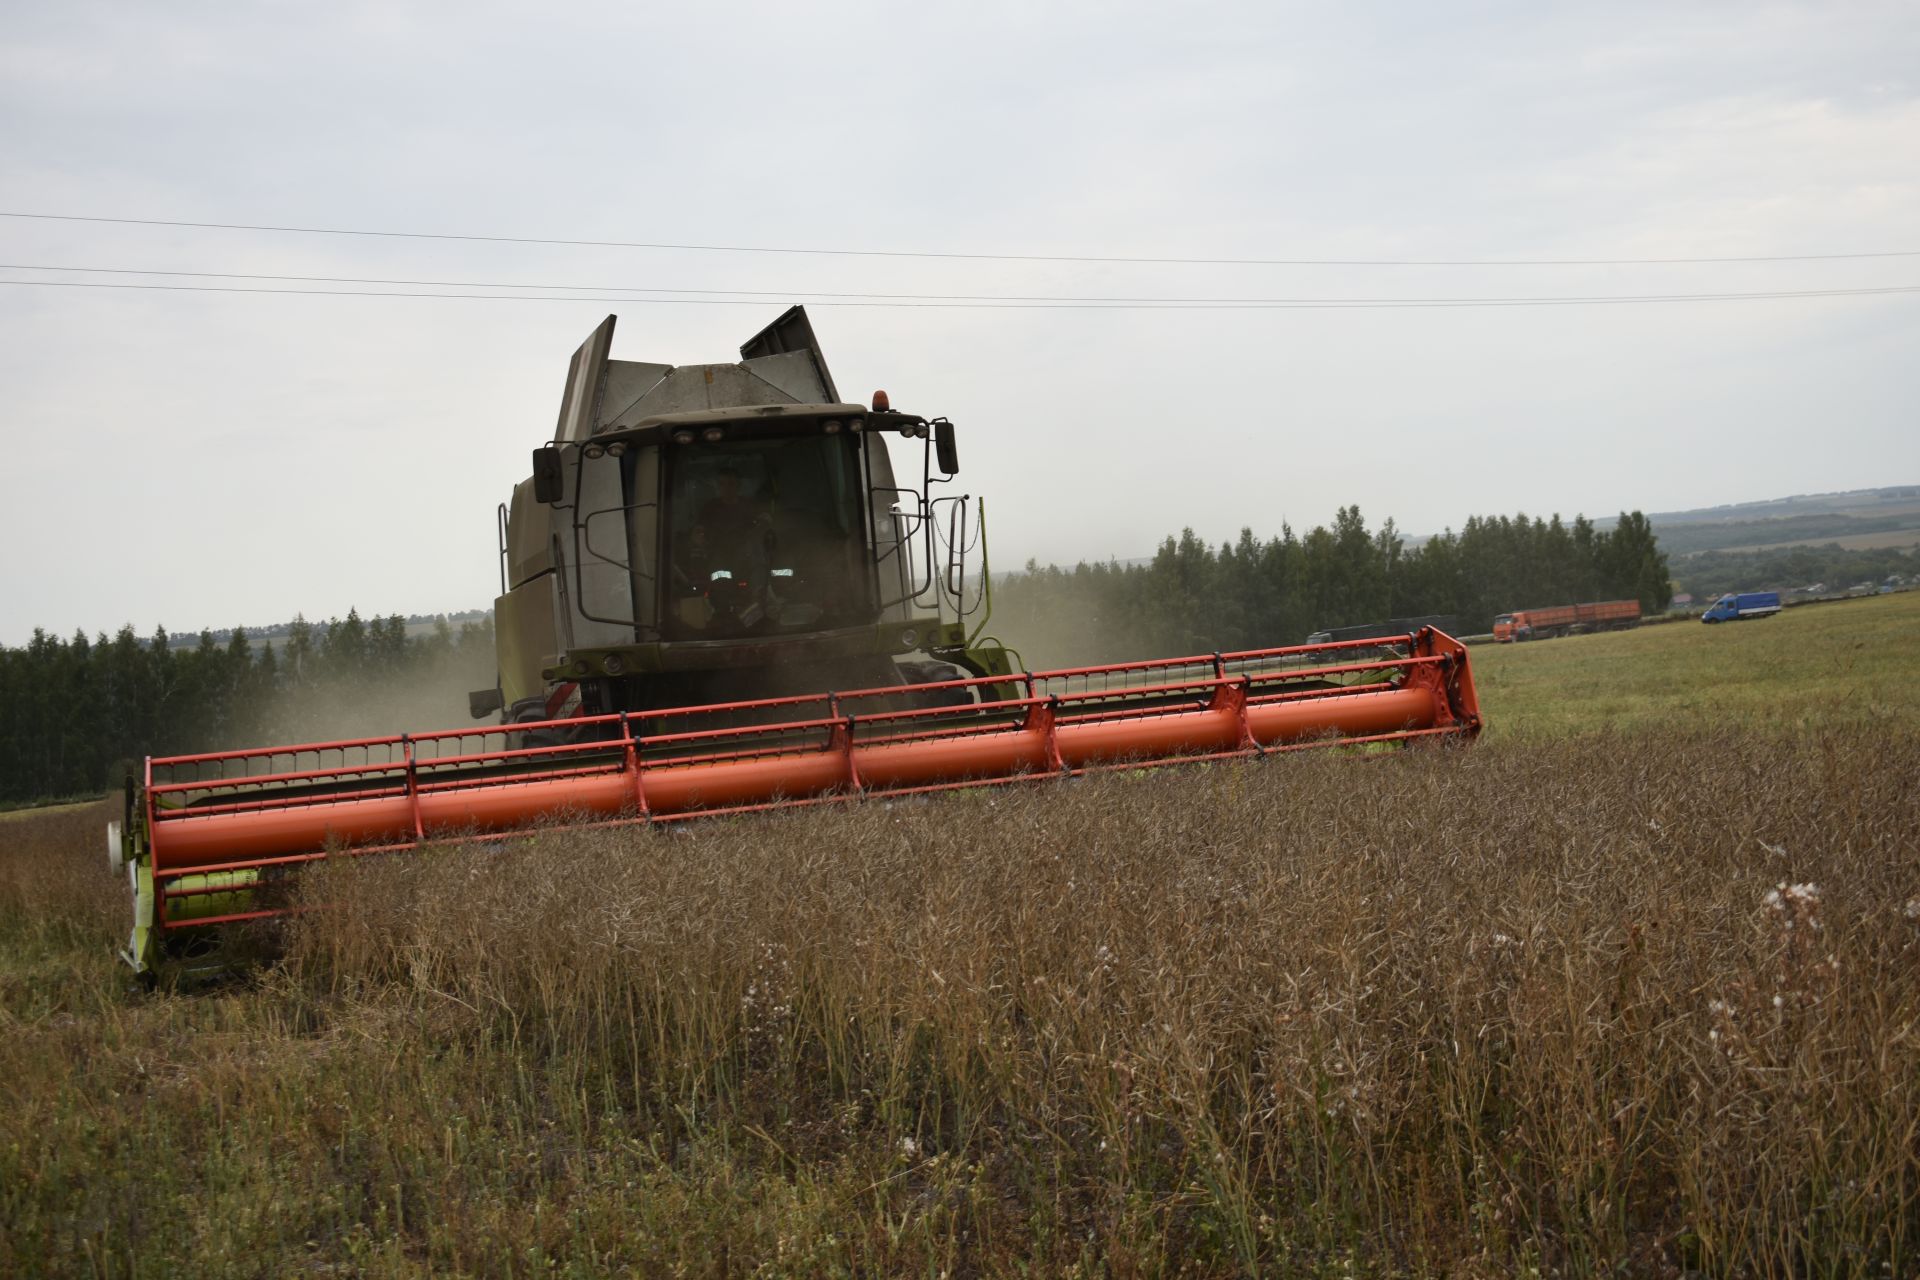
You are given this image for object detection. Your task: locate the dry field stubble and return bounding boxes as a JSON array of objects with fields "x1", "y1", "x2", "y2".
[{"x1": 3, "y1": 724, "x2": 1919, "y2": 1276}]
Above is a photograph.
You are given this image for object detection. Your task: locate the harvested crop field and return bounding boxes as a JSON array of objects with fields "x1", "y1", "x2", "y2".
[{"x1": 4, "y1": 610, "x2": 1919, "y2": 1276}]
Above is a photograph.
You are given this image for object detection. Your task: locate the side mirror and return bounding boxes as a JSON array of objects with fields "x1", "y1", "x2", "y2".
[
  {"x1": 933, "y1": 419, "x2": 960, "y2": 476},
  {"x1": 532, "y1": 446, "x2": 565, "y2": 504},
  {"x1": 468, "y1": 687, "x2": 504, "y2": 719}
]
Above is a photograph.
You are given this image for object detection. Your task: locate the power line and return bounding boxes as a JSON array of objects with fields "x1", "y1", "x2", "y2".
[
  {"x1": 3, "y1": 210, "x2": 1916, "y2": 267},
  {"x1": 13, "y1": 260, "x2": 1920, "y2": 305},
  {"x1": 0, "y1": 260, "x2": 1529, "y2": 302},
  {"x1": 4, "y1": 276, "x2": 1917, "y2": 309}
]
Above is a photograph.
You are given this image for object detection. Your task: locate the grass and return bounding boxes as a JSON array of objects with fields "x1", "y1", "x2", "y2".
[
  {"x1": 3, "y1": 613, "x2": 1918, "y2": 1276},
  {"x1": 1470, "y1": 589, "x2": 1920, "y2": 737}
]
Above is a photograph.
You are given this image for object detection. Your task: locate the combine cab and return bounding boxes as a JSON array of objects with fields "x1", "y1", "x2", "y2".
[
  {"x1": 485, "y1": 306, "x2": 1012, "y2": 727},
  {"x1": 110, "y1": 311, "x2": 1483, "y2": 980}
]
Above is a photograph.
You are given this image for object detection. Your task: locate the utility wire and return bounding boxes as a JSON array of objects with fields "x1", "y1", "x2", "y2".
[
  {"x1": 3, "y1": 210, "x2": 1916, "y2": 267},
  {"x1": 4, "y1": 276, "x2": 1917, "y2": 309},
  {"x1": 13, "y1": 260, "x2": 1920, "y2": 305}
]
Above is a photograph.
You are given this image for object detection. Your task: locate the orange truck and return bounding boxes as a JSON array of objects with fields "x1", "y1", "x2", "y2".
[{"x1": 1492, "y1": 599, "x2": 1640, "y2": 642}]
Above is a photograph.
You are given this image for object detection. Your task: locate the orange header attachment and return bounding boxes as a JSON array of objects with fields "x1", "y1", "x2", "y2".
[{"x1": 136, "y1": 629, "x2": 1481, "y2": 946}]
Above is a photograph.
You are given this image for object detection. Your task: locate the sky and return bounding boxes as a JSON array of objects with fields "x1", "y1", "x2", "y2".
[{"x1": 1, "y1": 0, "x2": 1916, "y2": 645}]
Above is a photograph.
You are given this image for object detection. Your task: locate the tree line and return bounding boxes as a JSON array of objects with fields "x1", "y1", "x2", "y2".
[
  {"x1": 1671, "y1": 543, "x2": 1916, "y2": 599},
  {"x1": 0, "y1": 612, "x2": 494, "y2": 807},
  {"x1": 989, "y1": 508, "x2": 1671, "y2": 668}
]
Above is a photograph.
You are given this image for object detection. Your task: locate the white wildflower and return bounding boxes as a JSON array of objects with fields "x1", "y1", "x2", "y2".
[
  {"x1": 1765, "y1": 881, "x2": 1820, "y2": 923},
  {"x1": 898, "y1": 1136, "x2": 919, "y2": 1158}
]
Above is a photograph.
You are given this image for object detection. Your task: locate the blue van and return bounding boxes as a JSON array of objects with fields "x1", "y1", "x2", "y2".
[{"x1": 1701, "y1": 591, "x2": 1782, "y2": 623}]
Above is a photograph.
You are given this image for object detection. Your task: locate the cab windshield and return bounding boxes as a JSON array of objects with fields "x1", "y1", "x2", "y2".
[{"x1": 662, "y1": 434, "x2": 871, "y2": 640}]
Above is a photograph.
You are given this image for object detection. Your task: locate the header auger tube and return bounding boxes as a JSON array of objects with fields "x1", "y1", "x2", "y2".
[{"x1": 115, "y1": 629, "x2": 1480, "y2": 979}]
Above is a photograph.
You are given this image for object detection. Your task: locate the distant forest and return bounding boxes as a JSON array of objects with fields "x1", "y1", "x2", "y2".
[
  {"x1": 1672, "y1": 543, "x2": 1918, "y2": 597},
  {"x1": 0, "y1": 613, "x2": 495, "y2": 807},
  {"x1": 2, "y1": 508, "x2": 1671, "y2": 806},
  {"x1": 991, "y1": 508, "x2": 1670, "y2": 668}
]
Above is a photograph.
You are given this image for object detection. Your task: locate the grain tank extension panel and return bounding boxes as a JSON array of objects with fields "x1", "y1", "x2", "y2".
[{"x1": 553, "y1": 307, "x2": 838, "y2": 443}]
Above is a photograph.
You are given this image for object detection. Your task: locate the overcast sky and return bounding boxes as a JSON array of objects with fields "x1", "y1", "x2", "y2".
[{"x1": 2, "y1": 0, "x2": 1916, "y2": 645}]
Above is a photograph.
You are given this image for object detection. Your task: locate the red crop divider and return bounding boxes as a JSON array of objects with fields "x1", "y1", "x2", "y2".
[
  {"x1": 400, "y1": 735, "x2": 424, "y2": 840},
  {"x1": 1033, "y1": 696, "x2": 1066, "y2": 774},
  {"x1": 1014, "y1": 671, "x2": 1064, "y2": 774},
  {"x1": 1217, "y1": 677, "x2": 1260, "y2": 752},
  {"x1": 822, "y1": 695, "x2": 859, "y2": 793},
  {"x1": 619, "y1": 712, "x2": 650, "y2": 819},
  {"x1": 837, "y1": 719, "x2": 865, "y2": 793}
]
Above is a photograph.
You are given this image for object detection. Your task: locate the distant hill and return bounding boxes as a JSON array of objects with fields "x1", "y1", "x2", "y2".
[
  {"x1": 1648, "y1": 486, "x2": 1920, "y2": 557},
  {"x1": 1648, "y1": 486, "x2": 1920, "y2": 524}
]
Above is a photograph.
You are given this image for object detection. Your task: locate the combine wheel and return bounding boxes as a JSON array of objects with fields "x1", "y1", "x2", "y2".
[
  {"x1": 505, "y1": 696, "x2": 582, "y2": 749},
  {"x1": 896, "y1": 660, "x2": 975, "y2": 710}
]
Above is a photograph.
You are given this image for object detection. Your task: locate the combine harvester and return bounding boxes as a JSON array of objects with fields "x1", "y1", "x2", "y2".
[{"x1": 111, "y1": 310, "x2": 1482, "y2": 980}]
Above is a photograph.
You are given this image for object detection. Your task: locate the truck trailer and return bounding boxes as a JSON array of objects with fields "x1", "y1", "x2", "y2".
[{"x1": 1492, "y1": 599, "x2": 1641, "y2": 642}]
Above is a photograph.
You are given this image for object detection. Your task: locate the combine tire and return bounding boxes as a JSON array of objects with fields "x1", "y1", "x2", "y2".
[{"x1": 896, "y1": 660, "x2": 974, "y2": 710}]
